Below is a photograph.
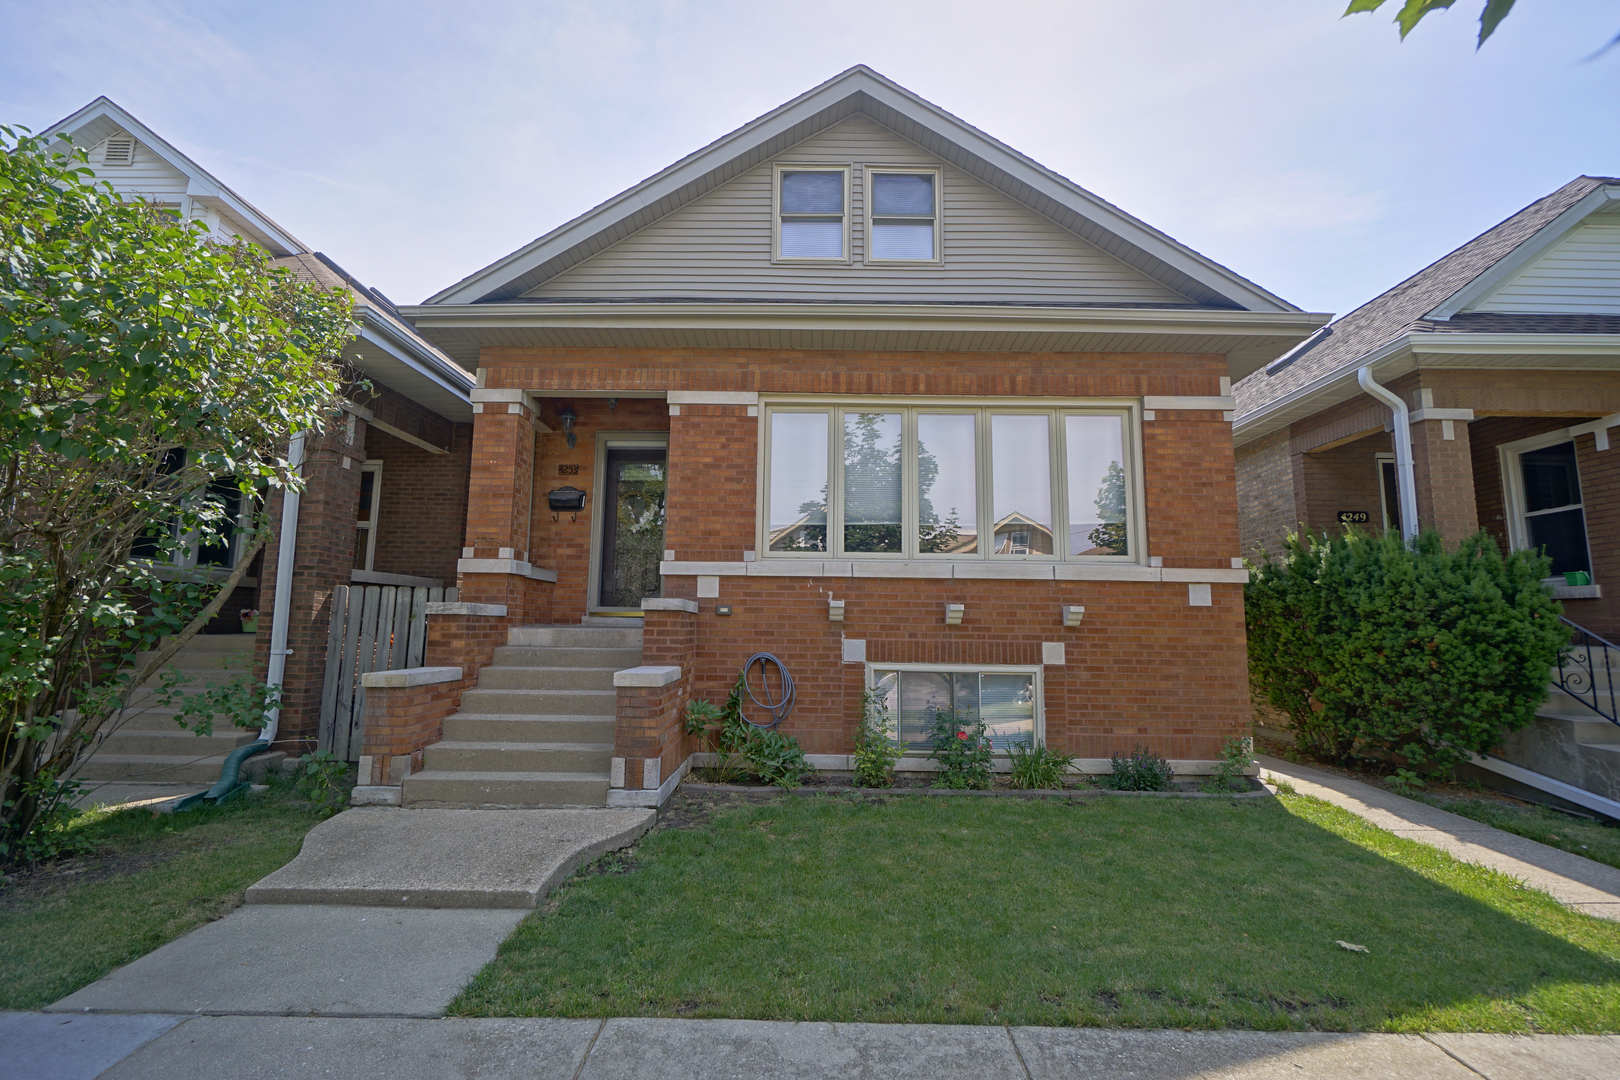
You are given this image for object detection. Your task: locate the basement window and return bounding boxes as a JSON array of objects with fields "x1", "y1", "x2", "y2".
[
  {"x1": 775, "y1": 166, "x2": 848, "y2": 260},
  {"x1": 869, "y1": 665, "x2": 1040, "y2": 751}
]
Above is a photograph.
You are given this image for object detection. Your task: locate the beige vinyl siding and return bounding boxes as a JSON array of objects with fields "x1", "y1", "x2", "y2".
[
  {"x1": 1467, "y1": 210, "x2": 1620, "y2": 315},
  {"x1": 526, "y1": 116, "x2": 1189, "y2": 305},
  {"x1": 83, "y1": 131, "x2": 190, "y2": 203}
]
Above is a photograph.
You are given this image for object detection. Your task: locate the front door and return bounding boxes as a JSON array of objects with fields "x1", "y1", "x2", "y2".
[{"x1": 598, "y1": 447, "x2": 666, "y2": 609}]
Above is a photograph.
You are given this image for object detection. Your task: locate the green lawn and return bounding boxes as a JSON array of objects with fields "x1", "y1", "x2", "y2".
[
  {"x1": 0, "y1": 789, "x2": 324, "y2": 1009},
  {"x1": 452, "y1": 792, "x2": 1620, "y2": 1032},
  {"x1": 1414, "y1": 793, "x2": 1620, "y2": 872}
]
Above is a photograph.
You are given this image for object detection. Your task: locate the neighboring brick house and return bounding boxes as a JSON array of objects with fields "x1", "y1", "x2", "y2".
[
  {"x1": 1233, "y1": 176, "x2": 1620, "y2": 804},
  {"x1": 41, "y1": 98, "x2": 476, "y2": 781},
  {"x1": 357, "y1": 66, "x2": 1324, "y2": 807}
]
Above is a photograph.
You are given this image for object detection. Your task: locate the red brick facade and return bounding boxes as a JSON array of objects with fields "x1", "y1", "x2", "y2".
[{"x1": 445, "y1": 346, "x2": 1251, "y2": 784}]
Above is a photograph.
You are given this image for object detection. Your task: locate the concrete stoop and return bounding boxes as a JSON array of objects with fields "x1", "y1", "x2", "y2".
[
  {"x1": 75, "y1": 634, "x2": 284, "y2": 786},
  {"x1": 1493, "y1": 654, "x2": 1620, "y2": 805},
  {"x1": 401, "y1": 624, "x2": 642, "y2": 809}
]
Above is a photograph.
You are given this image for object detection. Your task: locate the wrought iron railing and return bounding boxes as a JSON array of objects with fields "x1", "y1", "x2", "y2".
[{"x1": 1555, "y1": 616, "x2": 1618, "y2": 724}]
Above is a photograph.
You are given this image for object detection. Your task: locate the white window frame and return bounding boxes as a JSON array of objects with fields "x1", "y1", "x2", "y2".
[
  {"x1": 355, "y1": 460, "x2": 383, "y2": 572},
  {"x1": 1375, "y1": 451, "x2": 1397, "y2": 531},
  {"x1": 135, "y1": 450, "x2": 256, "y2": 579},
  {"x1": 757, "y1": 397, "x2": 1145, "y2": 564},
  {"x1": 864, "y1": 166, "x2": 942, "y2": 265},
  {"x1": 772, "y1": 164, "x2": 851, "y2": 264},
  {"x1": 1498, "y1": 428, "x2": 1594, "y2": 580},
  {"x1": 867, "y1": 662, "x2": 1045, "y2": 753}
]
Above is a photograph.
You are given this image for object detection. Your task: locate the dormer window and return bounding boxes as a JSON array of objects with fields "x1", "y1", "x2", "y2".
[
  {"x1": 775, "y1": 166, "x2": 848, "y2": 260},
  {"x1": 102, "y1": 135, "x2": 135, "y2": 166},
  {"x1": 868, "y1": 168, "x2": 939, "y2": 261}
]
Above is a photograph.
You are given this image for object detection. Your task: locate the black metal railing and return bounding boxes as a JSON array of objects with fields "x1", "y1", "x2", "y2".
[{"x1": 1555, "y1": 616, "x2": 1619, "y2": 724}]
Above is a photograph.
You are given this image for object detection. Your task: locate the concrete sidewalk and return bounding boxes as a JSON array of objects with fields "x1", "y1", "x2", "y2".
[
  {"x1": 1259, "y1": 755, "x2": 1620, "y2": 920},
  {"x1": 6, "y1": 1013, "x2": 1619, "y2": 1080}
]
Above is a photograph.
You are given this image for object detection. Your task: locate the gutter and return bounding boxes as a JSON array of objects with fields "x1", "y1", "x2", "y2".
[
  {"x1": 261, "y1": 432, "x2": 305, "y2": 745},
  {"x1": 1356, "y1": 367, "x2": 1419, "y2": 542}
]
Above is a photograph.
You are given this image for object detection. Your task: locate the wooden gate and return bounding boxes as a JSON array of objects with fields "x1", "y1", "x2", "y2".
[{"x1": 318, "y1": 584, "x2": 456, "y2": 761}]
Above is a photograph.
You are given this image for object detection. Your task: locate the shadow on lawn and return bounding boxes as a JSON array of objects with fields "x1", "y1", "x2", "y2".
[{"x1": 453, "y1": 791, "x2": 1620, "y2": 1033}]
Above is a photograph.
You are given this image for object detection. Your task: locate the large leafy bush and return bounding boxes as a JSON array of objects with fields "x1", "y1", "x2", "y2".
[{"x1": 1246, "y1": 530, "x2": 1566, "y2": 776}]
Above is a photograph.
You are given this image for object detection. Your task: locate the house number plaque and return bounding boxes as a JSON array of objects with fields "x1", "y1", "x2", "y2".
[
  {"x1": 558, "y1": 464, "x2": 581, "y2": 476},
  {"x1": 1336, "y1": 510, "x2": 1370, "y2": 524}
]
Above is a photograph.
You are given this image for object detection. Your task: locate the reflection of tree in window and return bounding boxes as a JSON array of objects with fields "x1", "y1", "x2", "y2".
[
  {"x1": 835, "y1": 412, "x2": 902, "y2": 554},
  {"x1": 1086, "y1": 461, "x2": 1129, "y2": 556},
  {"x1": 604, "y1": 463, "x2": 665, "y2": 608}
]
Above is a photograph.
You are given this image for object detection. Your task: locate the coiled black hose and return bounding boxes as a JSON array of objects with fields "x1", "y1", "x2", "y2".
[{"x1": 740, "y1": 652, "x2": 795, "y2": 729}]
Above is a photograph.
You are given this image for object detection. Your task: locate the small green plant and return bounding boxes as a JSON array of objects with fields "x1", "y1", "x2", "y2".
[
  {"x1": 294, "y1": 751, "x2": 351, "y2": 816},
  {"x1": 1007, "y1": 742, "x2": 1074, "y2": 790},
  {"x1": 1201, "y1": 736, "x2": 1255, "y2": 793},
  {"x1": 0, "y1": 770, "x2": 85, "y2": 866},
  {"x1": 1103, "y1": 745, "x2": 1175, "y2": 791},
  {"x1": 1386, "y1": 768, "x2": 1426, "y2": 798},
  {"x1": 852, "y1": 687, "x2": 901, "y2": 787},
  {"x1": 927, "y1": 710, "x2": 993, "y2": 790},
  {"x1": 685, "y1": 675, "x2": 808, "y2": 787}
]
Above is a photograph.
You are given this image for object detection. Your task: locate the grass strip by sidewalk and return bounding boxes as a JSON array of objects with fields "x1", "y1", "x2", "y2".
[
  {"x1": 452, "y1": 792, "x2": 1620, "y2": 1032},
  {"x1": 0, "y1": 789, "x2": 324, "y2": 1009},
  {"x1": 1412, "y1": 792, "x2": 1620, "y2": 872}
]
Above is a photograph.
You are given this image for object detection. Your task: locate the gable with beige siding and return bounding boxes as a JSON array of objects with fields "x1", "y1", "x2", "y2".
[
  {"x1": 525, "y1": 115, "x2": 1191, "y2": 305},
  {"x1": 1465, "y1": 207, "x2": 1620, "y2": 315}
]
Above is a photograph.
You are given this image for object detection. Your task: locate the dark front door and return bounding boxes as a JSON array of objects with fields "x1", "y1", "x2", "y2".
[{"x1": 598, "y1": 447, "x2": 666, "y2": 609}]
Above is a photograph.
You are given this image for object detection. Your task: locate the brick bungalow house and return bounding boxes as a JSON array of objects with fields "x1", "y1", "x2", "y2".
[
  {"x1": 1233, "y1": 175, "x2": 1620, "y2": 804},
  {"x1": 353, "y1": 66, "x2": 1325, "y2": 807},
  {"x1": 40, "y1": 98, "x2": 477, "y2": 783}
]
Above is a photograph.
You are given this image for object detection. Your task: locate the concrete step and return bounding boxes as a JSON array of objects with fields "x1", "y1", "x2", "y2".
[
  {"x1": 401, "y1": 769, "x2": 609, "y2": 808},
  {"x1": 76, "y1": 749, "x2": 285, "y2": 784},
  {"x1": 98, "y1": 727, "x2": 259, "y2": 756},
  {"x1": 423, "y1": 740, "x2": 613, "y2": 772},
  {"x1": 489, "y1": 645, "x2": 643, "y2": 669},
  {"x1": 507, "y1": 625, "x2": 642, "y2": 649},
  {"x1": 458, "y1": 688, "x2": 617, "y2": 716},
  {"x1": 474, "y1": 665, "x2": 618, "y2": 691},
  {"x1": 441, "y1": 713, "x2": 615, "y2": 743}
]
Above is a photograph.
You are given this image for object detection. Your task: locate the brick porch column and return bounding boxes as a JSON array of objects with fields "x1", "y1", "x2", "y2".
[
  {"x1": 460, "y1": 389, "x2": 549, "y2": 620},
  {"x1": 1410, "y1": 416, "x2": 1479, "y2": 544},
  {"x1": 255, "y1": 414, "x2": 367, "y2": 752}
]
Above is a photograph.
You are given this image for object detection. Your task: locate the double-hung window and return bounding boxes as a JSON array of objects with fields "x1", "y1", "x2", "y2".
[
  {"x1": 762, "y1": 402, "x2": 1139, "y2": 561},
  {"x1": 1502, "y1": 433, "x2": 1591, "y2": 577},
  {"x1": 867, "y1": 168, "x2": 938, "y2": 261},
  {"x1": 776, "y1": 166, "x2": 848, "y2": 260}
]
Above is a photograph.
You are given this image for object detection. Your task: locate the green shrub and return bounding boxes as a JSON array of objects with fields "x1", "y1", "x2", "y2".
[
  {"x1": 293, "y1": 751, "x2": 351, "y2": 817},
  {"x1": 926, "y1": 710, "x2": 993, "y2": 789},
  {"x1": 1246, "y1": 529, "x2": 1566, "y2": 778},
  {"x1": 1201, "y1": 736, "x2": 1255, "y2": 793},
  {"x1": 1006, "y1": 742, "x2": 1074, "y2": 789},
  {"x1": 852, "y1": 688, "x2": 901, "y2": 787},
  {"x1": 1103, "y1": 746, "x2": 1175, "y2": 791}
]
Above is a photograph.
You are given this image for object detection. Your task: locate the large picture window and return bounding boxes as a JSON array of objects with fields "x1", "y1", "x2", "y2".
[{"x1": 762, "y1": 402, "x2": 1138, "y2": 561}]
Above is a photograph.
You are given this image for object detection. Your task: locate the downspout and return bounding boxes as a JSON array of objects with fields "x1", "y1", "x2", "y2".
[
  {"x1": 261, "y1": 431, "x2": 306, "y2": 745},
  {"x1": 1356, "y1": 367, "x2": 1419, "y2": 542}
]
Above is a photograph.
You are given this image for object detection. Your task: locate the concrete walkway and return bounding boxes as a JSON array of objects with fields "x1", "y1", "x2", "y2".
[
  {"x1": 1259, "y1": 755, "x2": 1620, "y2": 920},
  {"x1": 6, "y1": 1012, "x2": 1619, "y2": 1079}
]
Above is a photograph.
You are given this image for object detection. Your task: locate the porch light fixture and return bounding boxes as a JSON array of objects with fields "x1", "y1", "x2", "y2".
[
  {"x1": 944, "y1": 602, "x2": 965, "y2": 626},
  {"x1": 1063, "y1": 604, "x2": 1085, "y2": 628},
  {"x1": 558, "y1": 405, "x2": 578, "y2": 448}
]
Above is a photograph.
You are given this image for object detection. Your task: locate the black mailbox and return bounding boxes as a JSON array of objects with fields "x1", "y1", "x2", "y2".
[{"x1": 547, "y1": 486, "x2": 587, "y2": 514}]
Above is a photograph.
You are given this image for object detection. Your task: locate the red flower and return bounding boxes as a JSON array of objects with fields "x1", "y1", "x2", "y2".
[{"x1": 956, "y1": 731, "x2": 968, "y2": 741}]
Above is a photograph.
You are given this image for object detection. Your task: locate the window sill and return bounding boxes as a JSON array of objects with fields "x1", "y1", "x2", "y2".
[
  {"x1": 1549, "y1": 583, "x2": 1602, "y2": 600},
  {"x1": 662, "y1": 559, "x2": 1246, "y2": 584}
]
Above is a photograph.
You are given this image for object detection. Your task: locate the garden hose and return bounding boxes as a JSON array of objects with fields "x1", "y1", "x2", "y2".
[{"x1": 740, "y1": 652, "x2": 795, "y2": 730}]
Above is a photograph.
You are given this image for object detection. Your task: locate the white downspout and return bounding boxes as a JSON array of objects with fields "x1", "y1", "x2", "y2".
[
  {"x1": 1356, "y1": 367, "x2": 1419, "y2": 542},
  {"x1": 261, "y1": 432, "x2": 305, "y2": 744}
]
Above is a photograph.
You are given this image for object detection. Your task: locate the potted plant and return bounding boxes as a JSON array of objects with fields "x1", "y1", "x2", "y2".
[{"x1": 239, "y1": 608, "x2": 260, "y2": 634}]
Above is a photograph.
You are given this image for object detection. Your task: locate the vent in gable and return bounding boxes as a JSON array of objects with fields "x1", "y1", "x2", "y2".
[{"x1": 102, "y1": 136, "x2": 135, "y2": 166}]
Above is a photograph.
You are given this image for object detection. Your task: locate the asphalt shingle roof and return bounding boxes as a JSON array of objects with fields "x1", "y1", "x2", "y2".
[{"x1": 1233, "y1": 176, "x2": 1619, "y2": 418}]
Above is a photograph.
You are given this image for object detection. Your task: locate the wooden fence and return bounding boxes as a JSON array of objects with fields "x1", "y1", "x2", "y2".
[{"x1": 318, "y1": 584, "x2": 456, "y2": 761}]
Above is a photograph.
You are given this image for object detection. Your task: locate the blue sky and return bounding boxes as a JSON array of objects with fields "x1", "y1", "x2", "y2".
[{"x1": 1, "y1": 0, "x2": 1615, "y2": 315}]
